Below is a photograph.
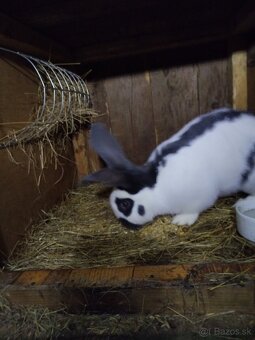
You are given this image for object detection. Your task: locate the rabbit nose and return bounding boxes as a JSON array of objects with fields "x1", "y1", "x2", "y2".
[{"x1": 119, "y1": 218, "x2": 142, "y2": 230}]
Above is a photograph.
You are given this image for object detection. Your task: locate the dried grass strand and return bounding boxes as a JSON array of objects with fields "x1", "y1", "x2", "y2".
[{"x1": 7, "y1": 185, "x2": 255, "y2": 271}]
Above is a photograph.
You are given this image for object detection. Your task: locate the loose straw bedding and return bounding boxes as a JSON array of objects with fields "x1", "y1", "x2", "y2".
[
  {"x1": 7, "y1": 185, "x2": 255, "y2": 271},
  {"x1": 0, "y1": 293, "x2": 253, "y2": 339}
]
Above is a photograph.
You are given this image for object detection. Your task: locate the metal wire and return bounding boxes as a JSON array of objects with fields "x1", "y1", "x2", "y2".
[
  {"x1": 0, "y1": 47, "x2": 93, "y2": 152},
  {"x1": 0, "y1": 47, "x2": 91, "y2": 118}
]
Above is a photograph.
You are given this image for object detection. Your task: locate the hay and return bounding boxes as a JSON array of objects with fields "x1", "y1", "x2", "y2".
[
  {"x1": 0, "y1": 84, "x2": 97, "y2": 178},
  {"x1": 7, "y1": 185, "x2": 255, "y2": 271},
  {"x1": 0, "y1": 90, "x2": 96, "y2": 150},
  {"x1": 0, "y1": 53, "x2": 94, "y2": 151},
  {"x1": 0, "y1": 50, "x2": 97, "y2": 180},
  {"x1": 0, "y1": 295, "x2": 68, "y2": 339},
  {"x1": 0, "y1": 294, "x2": 254, "y2": 339}
]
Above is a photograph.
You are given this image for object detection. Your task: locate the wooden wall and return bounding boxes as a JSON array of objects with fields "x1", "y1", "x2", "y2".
[
  {"x1": 0, "y1": 54, "x2": 76, "y2": 259},
  {"x1": 248, "y1": 46, "x2": 255, "y2": 111},
  {"x1": 0, "y1": 50, "x2": 241, "y2": 257},
  {"x1": 91, "y1": 57, "x2": 232, "y2": 164}
]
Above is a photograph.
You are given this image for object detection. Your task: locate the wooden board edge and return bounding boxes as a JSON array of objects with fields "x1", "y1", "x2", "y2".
[
  {"x1": 1, "y1": 262, "x2": 254, "y2": 287},
  {"x1": 0, "y1": 262, "x2": 254, "y2": 314}
]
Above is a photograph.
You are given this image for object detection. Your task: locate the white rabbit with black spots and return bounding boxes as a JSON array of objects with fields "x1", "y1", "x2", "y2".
[{"x1": 81, "y1": 108, "x2": 255, "y2": 229}]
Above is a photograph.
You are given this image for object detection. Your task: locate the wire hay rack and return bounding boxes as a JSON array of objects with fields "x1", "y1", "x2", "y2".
[{"x1": 0, "y1": 47, "x2": 96, "y2": 175}]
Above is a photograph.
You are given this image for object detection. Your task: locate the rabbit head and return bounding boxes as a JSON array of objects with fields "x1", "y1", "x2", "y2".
[
  {"x1": 80, "y1": 123, "x2": 157, "y2": 229},
  {"x1": 109, "y1": 187, "x2": 156, "y2": 229}
]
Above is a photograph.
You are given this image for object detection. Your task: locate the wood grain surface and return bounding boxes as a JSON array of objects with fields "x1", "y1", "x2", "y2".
[
  {"x1": 0, "y1": 54, "x2": 76, "y2": 258},
  {"x1": 92, "y1": 58, "x2": 232, "y2": 164},
  {"x1": 1, "y1": 263, "x2": 254, "y2": 314}
]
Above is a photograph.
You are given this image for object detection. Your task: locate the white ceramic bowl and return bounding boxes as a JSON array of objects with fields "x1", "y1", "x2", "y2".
[{"x1": 236, "y1": 205, "x2": 255, "y2": 242}]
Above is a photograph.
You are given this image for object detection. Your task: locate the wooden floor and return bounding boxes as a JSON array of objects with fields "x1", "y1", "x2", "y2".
[{"x1": 0, "y1": 262, "x2": 254, "y2": 317}]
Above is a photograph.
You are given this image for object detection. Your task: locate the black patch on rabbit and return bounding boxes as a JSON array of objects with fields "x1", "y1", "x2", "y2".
[
  {"x1": 115, "y1": 198, "x2": 134, "y2": 216},
  {"x1": 117, "y1": 166, "x2": 158, "y2": 194},
  {"x1": 241, "y1": 143, "x2": 255, "y2": 183},
  {"x1": 153, "y1": 109, "x2": 245, "y2": 167}
]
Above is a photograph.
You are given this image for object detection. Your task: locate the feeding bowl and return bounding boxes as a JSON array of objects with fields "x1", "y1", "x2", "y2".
[{"x1": 236, "y1": 205, "x2": 255, "y2": 242}]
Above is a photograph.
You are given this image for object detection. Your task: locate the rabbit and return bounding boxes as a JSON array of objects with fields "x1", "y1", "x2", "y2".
[{"x1": 80, "y1": 108, "x2": 255, "y2": 229}]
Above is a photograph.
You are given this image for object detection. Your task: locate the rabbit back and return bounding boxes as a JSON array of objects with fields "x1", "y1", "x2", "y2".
[{"x1": 150, "y1": 109, "x2": 255, "y2": 216}]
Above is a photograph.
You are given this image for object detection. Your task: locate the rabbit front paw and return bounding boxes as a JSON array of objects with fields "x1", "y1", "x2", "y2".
[{"x1": 172, "y1": 213, "x2": 199, "y2": 226}]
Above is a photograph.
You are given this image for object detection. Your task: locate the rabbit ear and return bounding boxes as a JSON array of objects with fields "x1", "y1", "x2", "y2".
[
  {"x1": 80, "y1": 168, "x2": 128, "y2": 187},
  {"x1": 89, "y1": 123, "x2": 134, "y2": 170}
]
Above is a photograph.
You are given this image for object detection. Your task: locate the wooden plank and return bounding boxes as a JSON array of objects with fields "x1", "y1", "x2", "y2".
[
  {"x1": 89, "y1": 81, "x2": 110, "y2": 126},
  {"x1": 248, "y1": 45, "x2": 255, "y2": 66},
  {"x1": 72, "y1": 132, "x2": 90, "y2": 179},
  {"x1": 232, "y1": 51, "x2": 248, "y2": 110},
  {"x1": 150, "y1": 64, "x2": 199, "y2": 145},
  {"x1": 96, "y1": 75, "x2": 134, "y2": 162},
  {"x1": 0, "y1": 55, "x2": 76, "y2": 258},
  {"x1": 16, "y1": 270, "x2": 51, "y2": 285},
  {"x1": 0, "y1": 11, "x2": 69, "y2": 61},
  {"x1": 133, "y1": 264, "x2": 192, "y2": 283},
  {"x1": 2, "y1": 263, "x2": 254, "y2": 288},
  {"x1": 0, "y1": 144, "x2": 76, "y2": 259},
  {"x1": 248, "y1": 66, "x2": 255, "y2": 110},
  {"x1": 0, "y1": 57, "x2": 37, "y2": 139},
  {"x1": 128, "y1": 285, "x2": 255, "y2": 315},
  {"x1": 68, "y1": 266, "x2": 135, "y2": 287},
  {"x1": 247, "y1": 46, "x2": 255, "y2": 111},
  {"x1": 198, "y1": 58, "x2": 232, "y2": 114},
  {"x1": 83, "y1": 129, "x2": 101, "y2": 173},
  {"x1": 107, "y1": 75, "x2": 134, "y2": 162},
  {"x1": 130, "y1": 72, "x2": 156, "y2": 164},
  {"x1": 0, "y1": 263, "x2": 254, "y2": 315},
  {"x1": 3, "y1": 283, "x2": 254, "y2": 315},
  {"x1": 92, "y1": 58, "x2": 234, "y2": 164},
  {"x1": 72, "y1": 130, "x2": 101, "y2": 179}
]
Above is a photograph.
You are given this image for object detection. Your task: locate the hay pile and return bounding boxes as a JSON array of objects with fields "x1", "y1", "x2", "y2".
[{"x1": 7, "y1": 185, "x2": 255, "y2": 271}]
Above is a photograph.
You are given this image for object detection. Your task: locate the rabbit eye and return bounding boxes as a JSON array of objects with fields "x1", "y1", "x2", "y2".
[{"x1": 115, "y1": 198, "x2": 134, "y2": 217}]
